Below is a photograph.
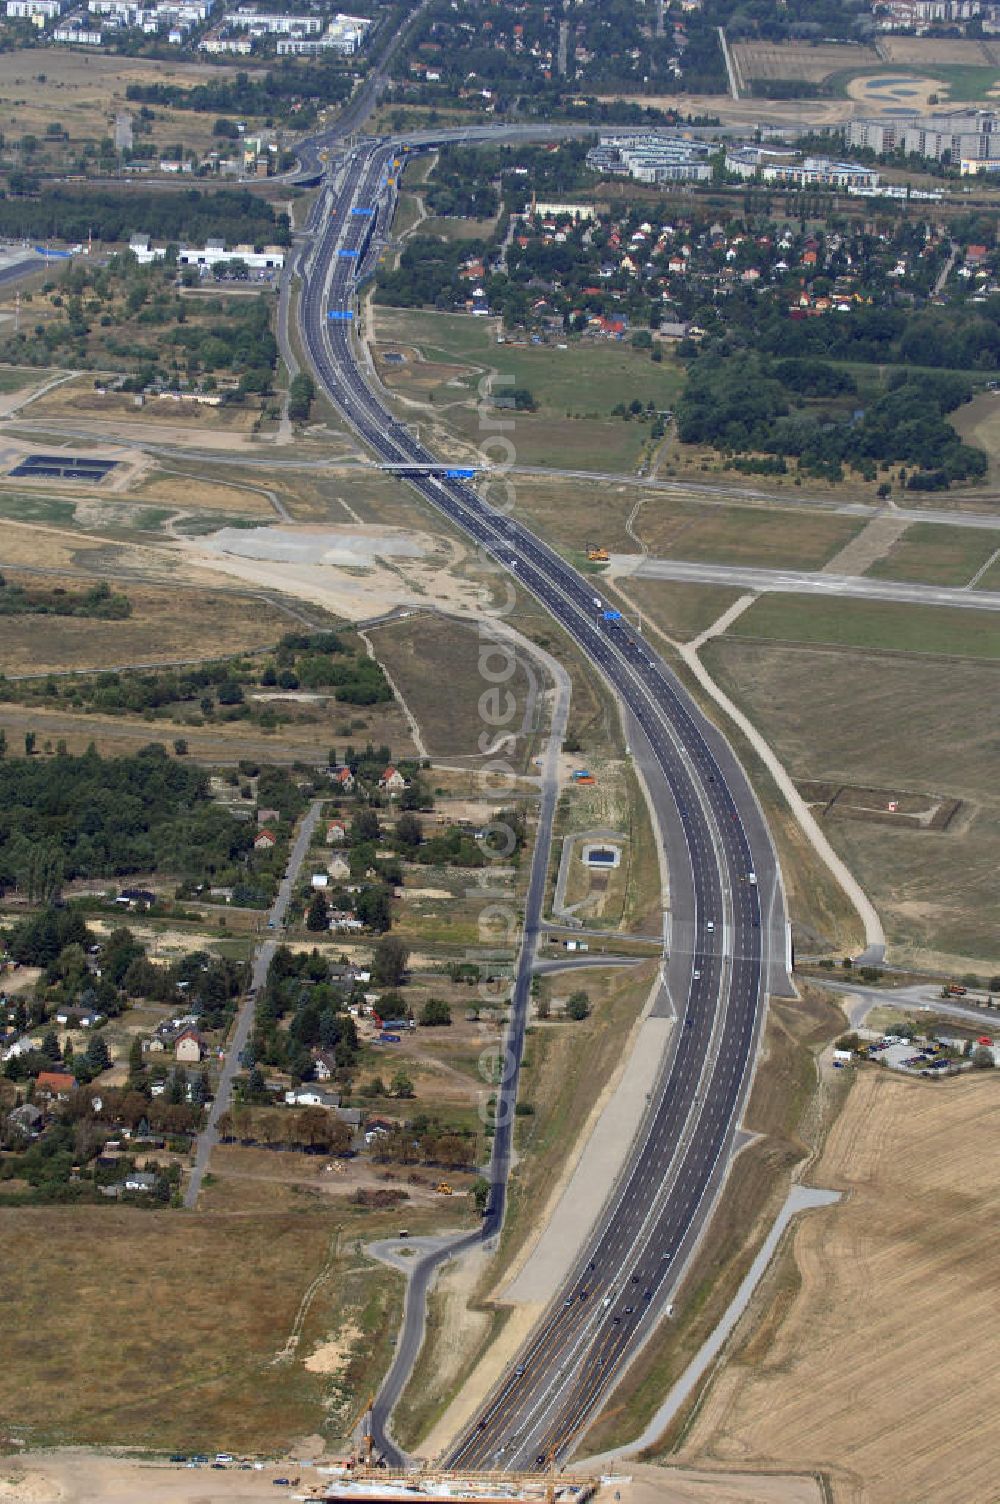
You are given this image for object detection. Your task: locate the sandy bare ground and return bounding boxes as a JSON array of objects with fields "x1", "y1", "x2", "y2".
[
  {"x1": 599, "y1": 92, "x2": 869, "y2": 126},
  {"x1": 0, "y1": 1453, "x2": 820, "y2": 1504},
  {"x1": 0, "y1": 1454, "x2": 311, "y2": 1504},
  {"x1": 179, "y1": 526, "x2": 488, "y2": 623},
  {"x1": 583, "y1": 1462, "x2": 823, "y2": 1504},
  {"x1": 673, "y1": 1071, "x2": 1000, "y2": 1503},
  {"x1": 847, "y1": 73, "x2": 946, "y2": 112}
]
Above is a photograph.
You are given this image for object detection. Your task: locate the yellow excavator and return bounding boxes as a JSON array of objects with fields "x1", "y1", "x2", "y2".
[{"x1": 586, "y1": 543, "x2": 610, "y2": 562}]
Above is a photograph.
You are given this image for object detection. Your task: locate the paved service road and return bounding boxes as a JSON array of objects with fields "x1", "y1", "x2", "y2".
[
  {"x1": 184, "y1": 800, "x2": 323, "y2": 1209},
  {"x1": 293, "y1": 135, "x2": 792, "y2": 1471},
  {"x1": 628, "y1": 556, "x2": 1000, "y2": 610}
]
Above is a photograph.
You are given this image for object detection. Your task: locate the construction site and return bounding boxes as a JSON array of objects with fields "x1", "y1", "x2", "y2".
[{"x1": 315, "y1": 1473, "x2": 599, "y2": 1503}]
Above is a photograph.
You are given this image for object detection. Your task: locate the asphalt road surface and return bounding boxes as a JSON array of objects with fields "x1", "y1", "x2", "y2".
[
  {"x1": 629, "y1": 556, "x2": 1000, "y2": 610},
  {"x1": 184, "y1": 800, "x2": 323, "y2": 1209},
  {"x1": 293, "y1": 134, "x2": 792, "y2": 1471}
]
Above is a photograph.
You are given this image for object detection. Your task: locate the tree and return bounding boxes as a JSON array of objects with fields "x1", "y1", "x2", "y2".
[
  {"x1": 84, "y1": 1032, "x2": 111, "y2": 1075},
  {"x1": 373, "y1": 935, "x2": 410, "y2": 986},
  {"x1": 390, "y1": 1069, "x2": 415, "y2": 1098},
  {"x1": 24, "y1": 731, "x2": 36, "y2": 756},
  {"x1": 173, "y1": 738, "x2": 188, "y2": 756},
  {"x1": 566, "y1": 990, "x2": 591, "y2": 1021},
  {"x1": 288, "y1": 372, "x2": 316, "y2": 423},
  {"x1": 971, "y1": 1046, "x2": 995, "y2": 1070},
  {"x1": 471, "y1": 1176, "x2": 490, "y2": 1213},
  {"x1": 128, "y1": 1036, "x2": 145, "y2": 1079},
  {"x1": 420, "y1": 997, "x2": 452, "y2": 1027},
  {"x1": 41, "y1": 1029, "x2": 61, "y2": 1062},
  {"x1": 306, "y1": 889, "x2": 330, "y2": 932},
  {"x1": 396, "y1": 812, "x2": 423, "y2": 850}
]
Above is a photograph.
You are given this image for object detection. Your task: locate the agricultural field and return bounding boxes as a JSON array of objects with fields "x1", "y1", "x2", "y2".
[
  {"x1": 672, "y1": 1070, "x2": 1000, "y2": 1504},
  {"x1": 701, "y1": 637, "x2": 1000, "y2": 966},
  {"x1": 731, "y1": 39, "x2": 880, "y2": 87},
  {"x1": 880, "y1": 35, "x2": 1000, "y2": 66}
]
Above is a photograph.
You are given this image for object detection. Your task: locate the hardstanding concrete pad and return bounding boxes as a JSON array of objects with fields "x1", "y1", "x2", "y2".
[{"x1": 503, "y1": 1011, "x2": 673, "y2": 1306}]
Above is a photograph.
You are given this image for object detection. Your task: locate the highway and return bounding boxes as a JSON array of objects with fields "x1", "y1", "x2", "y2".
[{"x1": 293, "y1": 136, "x2": 791, "y2": 1471}]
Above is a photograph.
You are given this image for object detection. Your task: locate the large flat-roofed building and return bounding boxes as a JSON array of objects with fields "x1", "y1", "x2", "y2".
[
  {"x1": 587, "y1": 133, "x2": 713, "y2": 184},
  {"x1": 847, "y1": 110, "x2": 1000, "y2": 162},
  {"x1": 725, "y1": 145, "x2": 881, "y2": 191}
]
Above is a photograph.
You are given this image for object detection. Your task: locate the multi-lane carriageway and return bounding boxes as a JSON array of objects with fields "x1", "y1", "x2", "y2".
[{"x1": 297, "y1": 137, "x2": 792, "y2": 1472}]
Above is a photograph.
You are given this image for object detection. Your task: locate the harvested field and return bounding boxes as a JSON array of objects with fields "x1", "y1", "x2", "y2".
[
  {"x1": 731, "y1": 39, "x2": 880, "y2": 85},
  {"x1": 880, "y1": 35, "x2": 1000, "y2": 66},
  {"x1": 702, "y1": 639, "x2": 1000, "y2": 966},
  {"x1": 672, "y1": 1071, "x2": 1000, "y2": 1504}
]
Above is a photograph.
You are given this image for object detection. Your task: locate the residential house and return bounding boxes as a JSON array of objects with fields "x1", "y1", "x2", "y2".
[
  {"x1": 313, "y1": 1050, "x2": 338, "y2": 1081},
  {"x1": 326, "y1": 819, "x2": 347, "y2": 844},
  {"x1": 116, "y1": 887, "x2": 155, "y2": 909},
  {"x1": 379, "y1": 766, "x2": 407, "y2": 792},
  {"x1": 174, "y1": 1028, "x2": 204, "y2": 1064},
  {"x1": 327, "y1": 855, "x2": 351, "y2": 881},
  {"x1": 329, "y1": 765, "x2": 355, "y2": 792},
  {"x1": 6, "y1": 1103, "x2": 43, "y2": 1137},
  {"x1": 122, "y1": 1170, "x2": 158, "y2": 1192},
  {"x1": 35, "y1": 1070, "x2": 77, "y2": 1099},
  {"x1": 254, "y1": 828, "x2": 277, "y2": 851},
  {"x1": 284, "y1": 1086, "x2": 340, "y2": 1108}
]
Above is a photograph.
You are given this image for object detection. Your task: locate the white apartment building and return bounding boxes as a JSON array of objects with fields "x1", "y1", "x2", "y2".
[
  {"x1": 725, "y1": 145, "x2": 881, "y2": 191},
  {"x1": 6, "y1": 0, "x2": 66, "y2": 21},
  {"x1": 227, "y1": 6, "x2": 322, "y2": 32},
  {"x1": 276, "y1": 12, "x2": 370, "y2": 54}
]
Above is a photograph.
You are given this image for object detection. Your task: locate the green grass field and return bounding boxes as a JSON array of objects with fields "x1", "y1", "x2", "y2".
[
  {"x1": 727, "y1": 595, "x2": 1000, "y2": 659},
  {"x1": 867, "y1": 522, "x2": 1000, "y2": 587},
  {"x1": 373, "y1": 308, "x2": 680, "y2": 469},
  {"x1": 0, "y1": 366, "x2": 50, "y2": 394}
]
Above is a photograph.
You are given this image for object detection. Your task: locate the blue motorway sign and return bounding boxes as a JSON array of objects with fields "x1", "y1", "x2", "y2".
[
  {"x1": 328, "y1": 310, "x2": 354, "y2": 321},
  {"x1": 445, "y1": 468, "x2": 477, "y2": 479}
]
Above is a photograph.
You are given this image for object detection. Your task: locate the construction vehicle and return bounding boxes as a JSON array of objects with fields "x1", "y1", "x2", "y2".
[
  {"x1": 586, "y1": 544, "x2": 609, "y2": 563},
  {"x1": 435, "y1": 1182, "x2": 453, "y2": 1196},
  {"x1": 946, "y1": 983, "x2": 968, "y2": 997},
  {"x1": 351, "y1": 1393, "x2": 377, "y2": 1467}
]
